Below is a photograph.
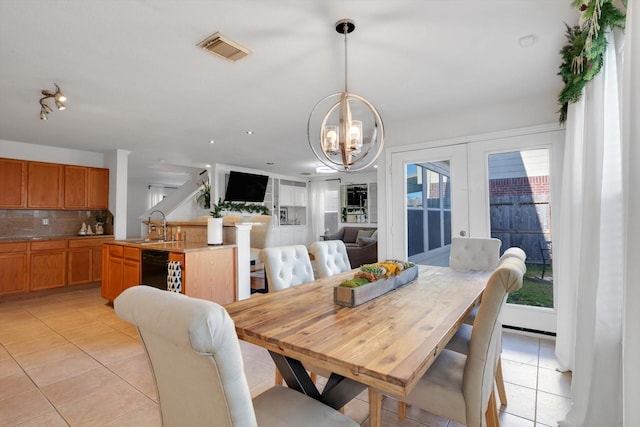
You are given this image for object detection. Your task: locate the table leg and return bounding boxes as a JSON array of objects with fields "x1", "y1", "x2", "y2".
[
  {"x1": 268, "y1": 351, "x2": 366, "y2": 410},
  {"x1": 368, "y1": 388, "x2": 382, "y2": 427}
]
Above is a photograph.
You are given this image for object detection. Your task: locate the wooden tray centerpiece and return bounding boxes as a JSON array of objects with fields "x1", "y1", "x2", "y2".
[{"x1": 334, "y1": 260, "x2": 419, "y2": 307}]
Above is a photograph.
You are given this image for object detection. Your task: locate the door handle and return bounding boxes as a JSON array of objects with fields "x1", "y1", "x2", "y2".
[{"x1": 459, "y1": 230, "x2": 467, "y2": 237}]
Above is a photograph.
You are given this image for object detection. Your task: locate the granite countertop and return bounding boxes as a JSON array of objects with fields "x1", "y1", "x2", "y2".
[
  {"x1": 0, "y1": 235, "x2": 114, "y2": 243},
  {"x1": 111, "y1": 239, "x2": 236, "y2": 253}
]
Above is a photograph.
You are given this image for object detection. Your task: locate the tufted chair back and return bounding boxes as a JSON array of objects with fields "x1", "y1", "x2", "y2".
[
  {"x1": 449, "y1": 237, "x2": 501, "y2": 271},
  {"x1": 115, "y1": 286, "x2": 358, "y2": 427},
  {"x1": 463, "y1": 256, "x2": 525, "y2": 426},
  {"x1": 308, "y1": 240, "x2": 352, "y2": 279},
  {"x1": 260, "y1": 245, "x2": 314, "y2": 291},
  {"x1": 114, "y1": 286, "x2": 258, "y2": 427}
]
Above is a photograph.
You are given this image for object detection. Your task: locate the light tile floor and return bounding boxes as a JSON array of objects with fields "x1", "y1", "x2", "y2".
[{"x1": 0, "y1": 286, "x2": 572, "y2": 426}]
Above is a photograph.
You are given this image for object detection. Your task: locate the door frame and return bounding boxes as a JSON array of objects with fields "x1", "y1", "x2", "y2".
[
  {"x1": 383, "y1": 124, "x2": 564, "y2": 333},
  {"x1": 467, "y1": 129, "x2": 564, "y2": 333}
]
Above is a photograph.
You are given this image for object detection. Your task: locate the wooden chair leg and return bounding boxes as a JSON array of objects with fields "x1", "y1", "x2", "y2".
[
  {"x1": 485, "y1": 389, "x2": 500, "y2": 427},
  {"x1": 398, "y1": 401, "x2": 407, "y2": 420},
  {"x1": 274, "y1": 369, "x2": 283, "y2": 385},
  {"x1": 495, "y1": 356, "x2": 507, "y2": 406},
  {"x1": 310, "y1": 372, "x2": 317, "y2": 383}
]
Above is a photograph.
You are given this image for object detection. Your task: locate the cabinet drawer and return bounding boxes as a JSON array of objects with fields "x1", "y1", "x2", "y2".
[
  {"x1": 0, "y1": 242, "x2": 28, "y2": 253},
  {"x1": 30, "y1": 240, "x2": 67, "y2": 251},
  {"x1": 109, "y1": 245, "x2": 123, "y2": 257},
  {"x1": 123, "y1": 247, "x2": 140, "y2": 260}
]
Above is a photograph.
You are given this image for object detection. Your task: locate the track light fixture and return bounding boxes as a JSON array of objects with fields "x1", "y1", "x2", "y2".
[{"x1": 39, "y1": 83, "x2": 67, "y2": 120}]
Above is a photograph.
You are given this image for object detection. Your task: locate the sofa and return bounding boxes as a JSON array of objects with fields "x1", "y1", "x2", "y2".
[{"x1": 322, "y1": 226, "x2": 378, "y2": 267}]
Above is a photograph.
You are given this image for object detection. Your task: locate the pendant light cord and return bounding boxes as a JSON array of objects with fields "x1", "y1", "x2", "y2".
[{"x1": 343, "y1": 21, "x2": 349, "y2": 94}]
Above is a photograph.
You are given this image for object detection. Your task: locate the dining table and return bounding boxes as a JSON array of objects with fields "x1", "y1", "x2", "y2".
[{"x1": 224, "y1": 264, "x2": 491, "y2": 427}]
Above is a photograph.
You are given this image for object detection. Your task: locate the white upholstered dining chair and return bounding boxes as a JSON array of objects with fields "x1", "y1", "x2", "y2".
[
  {"x1": 308, "y1": 240, "x2": 352, "y2": 279},
  {"x1": 449, "y1": 237, "x2": 502, "y2": 271},
  {"x1": 114, "y1": 286, "x2": 357, "y2": 427},
  {"x1": 447, "y1": 245, "x2": 527, "y2": 406},
  {"x1": 259, "y1": 245, "x2": 321, "y2": 385},
  {"x1": 260, "y1": 245, "x2": 314, "y2": 292},
  {"x1": 398, "y1": 256, "x2": 525, "y2": 427}
]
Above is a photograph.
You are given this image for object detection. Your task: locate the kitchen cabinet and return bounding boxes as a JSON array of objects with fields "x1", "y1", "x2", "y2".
[
  {"x1": 279, "y1": 182, "x2": 307, "y2": 207},
  {"x1": 65, "y1": 166, "x2": 109, "y2": 209},
  {"x1": 28, "y1": 161, "x2": 64, "y2": 209},
  {"x1": 0, "y1": 158, "x2": 27, "y2": 208},
  {"x1": 294, "y1": 186, "x2": 307, "y2": 207},
  {"x1": 30, "y1": 239, "x2": 66, "y2": 291},
  {"x1": 64, "y1": 166, "x2": 88, "y2": 208},
  {"x1": 0, "y1": 242, "x2": 29, "y2": 296},
  {"x1": 102, "y1": 244, "x2": 140, "y2": 302},
  {"x1": 101, "y1": 242, "x2": 236, "y2": 304},
  {"x1": 88, "y1": 167, "x2": 109, "y2": 209},
  {"x1": 67, "y1": 237, "x2": 113, "y2": 285},
  {"x1": 181, "y1": 247, "x2": 236, "y2": 305},
  {"x1": 280, "y1": 184, "x2": 295, "y2": 206},
  {"x1": 1, "y1": 158, "x2": 109, "y2": 210}
]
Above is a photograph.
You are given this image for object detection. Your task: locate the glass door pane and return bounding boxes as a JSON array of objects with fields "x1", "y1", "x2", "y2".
[
  {"x1": 488, "y1": 149, "x2": 553, "y2": 308},
  {"x1": 407, "y1": 163, "x2": 452, "y2": 265},
  {"x1": 389, "y1": 144, "x2": 468, "y2": 265}
]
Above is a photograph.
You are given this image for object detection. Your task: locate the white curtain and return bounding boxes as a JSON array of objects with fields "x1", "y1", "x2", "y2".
[
  {"x1": 556, "y1": 5, "x2": 638, "y2": 425},
  {"x1": 308, "y1": 180, "x2": 327, "y2": 243}
]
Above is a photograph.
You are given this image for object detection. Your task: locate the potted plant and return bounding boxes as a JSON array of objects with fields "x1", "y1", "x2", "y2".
[
  {"x1": 196, "y1": 179, "x2": 211, "y2": 209},
  {"x1": 207, "y1": 199, "x2": 224, "y2": 245}
]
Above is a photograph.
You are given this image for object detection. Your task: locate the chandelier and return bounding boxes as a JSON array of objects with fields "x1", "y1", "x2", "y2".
[
  {"x1": 307, "y1": 19, "x2": 384, "y2": 172},
  {"x1": 39, "y1": 83, "x2": 67, "y2": 120}
]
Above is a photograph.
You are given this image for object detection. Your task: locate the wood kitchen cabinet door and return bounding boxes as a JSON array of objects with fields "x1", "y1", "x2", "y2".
[
  {"x1": 64, "y1": 166, "x2": 88, "y2": 208},
  {"x1": 28, "y1": 161, "x2": 64, "y2": 208},
  {"x1": 30, "y1": 247, "x2": 67, "y2": 291},
  {"x1": 0, "y1": 242, "x2": 29, "y2": 296},
  {"x1": 67, "y1": 248, "x2": 92, "y2": 285},
  {"x1": 88, "y1": 168, "x2": 109, "y2": 209},
  {"x1": 0, "y1": 158, "x2": 27, "y2": 208}
]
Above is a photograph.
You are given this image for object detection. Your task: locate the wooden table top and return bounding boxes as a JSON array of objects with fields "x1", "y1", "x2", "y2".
[{"x1": 225, "y1": 265, "x2": 490, "y2": 398}]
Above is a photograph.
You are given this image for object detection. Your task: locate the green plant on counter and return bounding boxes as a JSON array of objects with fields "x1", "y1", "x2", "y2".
[{"x1": 210, "y1": 198, "x2": 270, "y2": 218}]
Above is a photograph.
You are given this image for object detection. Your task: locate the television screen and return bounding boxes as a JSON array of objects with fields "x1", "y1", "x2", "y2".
[{"x1": 224, "y1": 171, "x2": 269, "y2": 202}]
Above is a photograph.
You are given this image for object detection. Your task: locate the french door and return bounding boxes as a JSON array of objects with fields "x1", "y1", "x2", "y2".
[{"x1": 389, "y1": 128, "x2": 564, "y2": 333}]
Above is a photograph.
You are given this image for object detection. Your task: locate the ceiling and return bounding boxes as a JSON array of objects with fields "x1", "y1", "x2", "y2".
[{"x1": 0, "y1": 1, "x2": 577, "y2": 185}]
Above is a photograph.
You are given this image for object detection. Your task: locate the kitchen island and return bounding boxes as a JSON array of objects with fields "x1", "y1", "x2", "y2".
[{"x1": 102, "y1": 239, "x2": 237, "y2": 305}]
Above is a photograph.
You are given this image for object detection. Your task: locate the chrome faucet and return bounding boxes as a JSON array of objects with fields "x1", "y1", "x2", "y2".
[{"x1": 149, "y1": 210, "x2": 167, "y2": 241}]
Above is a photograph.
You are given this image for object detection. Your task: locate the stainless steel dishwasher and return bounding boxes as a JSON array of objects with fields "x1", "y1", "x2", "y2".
[{"x1": 141, "y1": 250, "x2": 169, "y2": 290}]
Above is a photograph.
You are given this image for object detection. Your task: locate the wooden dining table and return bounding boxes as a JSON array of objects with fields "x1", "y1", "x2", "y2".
[{"x1": 224, "y1": 264, "x2": 491, "y2": 427}]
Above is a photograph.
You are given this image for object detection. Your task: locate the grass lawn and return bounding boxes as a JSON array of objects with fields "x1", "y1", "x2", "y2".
[{"x1": 506, "y1": 263, "x2": 554, "y2": 308}]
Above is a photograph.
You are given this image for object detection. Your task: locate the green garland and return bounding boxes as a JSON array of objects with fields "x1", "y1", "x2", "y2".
[
  {"x1": 210, "y1": 198, "x2": 270, "y2": 218},
  {"x1": 557, "y1": 0, "x2": 626, "y2": 123}
]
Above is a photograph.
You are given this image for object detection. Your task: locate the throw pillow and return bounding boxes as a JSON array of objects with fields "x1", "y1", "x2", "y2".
[
  {"x1": 358, "y1": 237, "x2": 376, "y2": 247},
  {"x1": 370, "y1": 229, "x2": 378, "y2": 240},
  {"x1": 356, "y1": 229, "x2": 374, "y2": 241}
]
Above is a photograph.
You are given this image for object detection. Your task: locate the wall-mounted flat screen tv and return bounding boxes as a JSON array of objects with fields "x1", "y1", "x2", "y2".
[{"x1": 224, "y1": 171, "x2": 269, "y2": 202}]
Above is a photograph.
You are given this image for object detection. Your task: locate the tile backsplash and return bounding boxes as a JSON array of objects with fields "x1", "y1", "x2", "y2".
[{"x1": 0, "y1": 209, "x2": 113, "y2": 238}]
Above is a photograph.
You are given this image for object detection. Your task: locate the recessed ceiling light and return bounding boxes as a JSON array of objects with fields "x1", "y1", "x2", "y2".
[
  {"x1": 205, "y1": 164, "x2": 211, "y2": 168},
  {"x1": 373, "y1": 165, "x2": 378, "y2": 169},
  {"x1": 266, "y1": 162, "x2": 274, "y2": 165},
  {"x1": 316, "y1": 166, "x2": 338, "y2": 174},
  {"x1": 209, "y1": 140, "x2": 215, "y2": 144},
  {"x1": 246, "y1": 130, "x2": 254, "y2": 135},
  {"x1": 518, "y1": 34, "x2": 538, "y2": 48}
]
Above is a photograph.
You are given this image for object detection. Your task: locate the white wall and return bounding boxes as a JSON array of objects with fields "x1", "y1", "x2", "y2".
[
  {"x1": 0, "y1": 139, "x2": 104, "y2": 166},
  {"x1": 127, "y1": 181, "x2": 148, "y2": 238}
]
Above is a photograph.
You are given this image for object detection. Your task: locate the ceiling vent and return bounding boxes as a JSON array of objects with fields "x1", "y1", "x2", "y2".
[{"x1": 197, "y1": 32, "x2": 251, "y2": 62}]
